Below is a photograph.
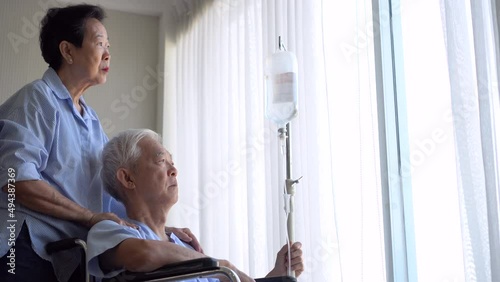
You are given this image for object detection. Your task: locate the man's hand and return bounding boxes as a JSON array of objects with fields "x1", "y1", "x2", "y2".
[
  {"x1": 218, "y1": 259, "x2": 256, "y2": 282},
  {"x1": 165, "y1": 227, "x2": 204, "y2": 253},
  {"x1": 85, "y1": 212, "x2": 138, "y2": 229},
  {"x1": 266, "y1": 242, "x2": 304, "y2": 278}
]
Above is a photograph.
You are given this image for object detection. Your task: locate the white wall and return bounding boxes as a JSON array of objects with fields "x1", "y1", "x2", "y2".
[
  {"x1": 86, "y1": 9, "x2": 159, "y2": 137},
  {"x1": 0, "y1": 0, "x2": 48, "y2": 97},
  {"x1": 0, "y1": 0, "x2": 161, "y2": 138}
]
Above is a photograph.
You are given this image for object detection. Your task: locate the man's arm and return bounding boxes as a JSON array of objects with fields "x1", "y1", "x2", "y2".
[
  {"x1": 100, "y1": 238, "x2": 255, "y2": 282},
  {"x1": 100, "y1": 238, "x2": 206, "y2": 273},
  {"x1": 2, "y1": 180, "x2": 134, "y2": 228}
]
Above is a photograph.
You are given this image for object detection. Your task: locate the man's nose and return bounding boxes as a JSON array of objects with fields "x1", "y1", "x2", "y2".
[{"x1": 168, "y1": 166, "x2": 177, "y2": 177}]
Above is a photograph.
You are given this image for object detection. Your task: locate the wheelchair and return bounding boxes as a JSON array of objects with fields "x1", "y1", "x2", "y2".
[{"x1": 46, "y1": 238, "x2": 297, "y2": 282}]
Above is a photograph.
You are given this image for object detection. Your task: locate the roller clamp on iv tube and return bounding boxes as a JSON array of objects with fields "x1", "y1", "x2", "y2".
[
  {"x1": 266, "y1": 36, "x2": 301, "y2": 278},
  {"x1": 278, "y1": 127, "x2": 303, "y2": 216}
]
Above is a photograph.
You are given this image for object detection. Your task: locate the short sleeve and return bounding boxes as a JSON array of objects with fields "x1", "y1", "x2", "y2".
[
  {"x1": 0, "y1": 119, "x2": 49, "y2": 187},
  {"x1": 88, "y1": 220, "x2": 221, "y2": 282},
  {"x1": 87, "y1": 220, "x2": 143, "y2": 278}
]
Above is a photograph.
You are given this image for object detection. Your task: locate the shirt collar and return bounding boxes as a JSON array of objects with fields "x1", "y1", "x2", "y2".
[
  {"x1": 42, "y1": 67, "x2": 72, "y2": 100},
  {"x1": 42, "y1": 67, "x2": 98, "y2": 121},
  {"x1": 128, "y1": 219, "x2": 162, "y2": 241}
]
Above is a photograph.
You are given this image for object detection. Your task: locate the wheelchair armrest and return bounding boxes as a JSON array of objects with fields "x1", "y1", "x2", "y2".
[
  {"x1": 255, "y1": 276, "x2": 297, "y2": 282},
  {"x1": 46, "y1": 238, "x2": 87, "y2": 254},
  {"x1": 103, "y1": 257, "x2": 222, "y2": 282}
]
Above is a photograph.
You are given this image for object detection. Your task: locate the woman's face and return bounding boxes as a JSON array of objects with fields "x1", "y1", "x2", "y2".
[{"x1": 71, "y1": 18, "x2": 110, "y2": 86}]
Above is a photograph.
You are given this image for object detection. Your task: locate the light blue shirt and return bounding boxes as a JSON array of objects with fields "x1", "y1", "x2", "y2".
[
  {"x1": 0, "y1": 68, "x2": 118, "y2": 282},
  {"x1": 87, "y1": 219, "x2": 219, "y2": 282}
]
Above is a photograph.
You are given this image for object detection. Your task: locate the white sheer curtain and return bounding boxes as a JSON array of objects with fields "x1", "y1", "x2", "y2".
[
  {"x1": 171, "y1": 0, "x2": 385, "y2": 281},
  {"x1": 440, "y1": 0, "x2": 500, "y2": 281},
  {"x1": 167, "y1": 0, "x2": 500, "y2": 280}
]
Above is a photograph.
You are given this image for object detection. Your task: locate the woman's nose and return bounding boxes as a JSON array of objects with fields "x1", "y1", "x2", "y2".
[{"x1": 103, "y1": 48, "x2": 110, "y2": 61}]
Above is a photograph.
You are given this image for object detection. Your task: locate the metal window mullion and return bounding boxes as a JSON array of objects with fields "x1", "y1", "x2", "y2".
[{"x1": 372, "y1": 0, "x2": 417, "y2": 281}]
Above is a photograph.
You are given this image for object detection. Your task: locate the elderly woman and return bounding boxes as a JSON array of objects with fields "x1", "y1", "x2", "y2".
[
  {"x1": 87, "y1": 129, "x2": 304, "y2": 282},
  {"x1": 0, "y1": 5, "x2": 196, "y2": 282}
]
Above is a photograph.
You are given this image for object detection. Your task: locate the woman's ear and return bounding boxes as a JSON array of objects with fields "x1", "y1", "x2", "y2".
[
  {"x1": 59, "y1": 40, "x2": 74, "y2": 64},
  {"x1": 116, "y1": 168, "x2": 136, "y2": 190}
]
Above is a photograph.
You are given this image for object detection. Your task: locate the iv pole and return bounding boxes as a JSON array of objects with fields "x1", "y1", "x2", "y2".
[
  {"x1": 279, "y1": 123, "x2": 301, "y2": 278},
  {"x1": 275, "y1": 36, "x2": 301, "y2": 278}
]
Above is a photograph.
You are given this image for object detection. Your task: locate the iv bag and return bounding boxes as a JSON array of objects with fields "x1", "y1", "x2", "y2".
[{"x1": 265, "y1": 50, "x2": 298, "y2": 127}]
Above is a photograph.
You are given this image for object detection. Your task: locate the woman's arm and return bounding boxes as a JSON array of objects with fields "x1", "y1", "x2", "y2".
[
  {"x1": 2, "y1": 180, "x2": 133, "y2": 228},
  {"x1": 164, "y1": 227, "x2": 204, "y2": 253}
]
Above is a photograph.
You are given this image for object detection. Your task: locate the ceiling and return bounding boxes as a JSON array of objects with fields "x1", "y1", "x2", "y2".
[{"x1": 58, "y1": 0, "x2": 196, "y2": 18}]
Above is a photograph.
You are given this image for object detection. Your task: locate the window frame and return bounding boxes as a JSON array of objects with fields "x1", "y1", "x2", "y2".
[{"x1": 371, "y1": 0, "x2": 418, "y2": 281}]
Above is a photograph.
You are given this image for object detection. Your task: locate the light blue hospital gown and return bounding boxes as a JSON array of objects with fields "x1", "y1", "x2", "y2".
[{"x1": 87, "y1": 219, "x2": 219, "y2": 282}]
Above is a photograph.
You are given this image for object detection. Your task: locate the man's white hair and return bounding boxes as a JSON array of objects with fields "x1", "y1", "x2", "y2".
[{"x1": 101, "y1": 128, "x2": 162, "y2": 202}]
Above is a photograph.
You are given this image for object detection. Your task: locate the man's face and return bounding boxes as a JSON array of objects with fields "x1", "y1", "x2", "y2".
[{"x1": 132, "y1": 137, "x2": 178, "y2": 205}]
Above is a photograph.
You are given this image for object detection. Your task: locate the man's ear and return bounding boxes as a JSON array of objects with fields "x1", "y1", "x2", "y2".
[
  {"x1": 116, "y1": 168, "x2": 136, "y2": 190},
  {"x1": 59, "y1": 40, "x2": 75, "y2": 65}
]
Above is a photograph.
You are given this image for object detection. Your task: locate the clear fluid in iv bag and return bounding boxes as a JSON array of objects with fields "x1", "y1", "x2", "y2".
[{"x1": 265, "y1": 50, "x2": 298, "y2": 127}]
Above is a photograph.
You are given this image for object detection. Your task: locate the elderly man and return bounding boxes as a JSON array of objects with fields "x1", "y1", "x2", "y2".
[{"x1": 87, "y1": 129, "x2": 304, "y2": 281}]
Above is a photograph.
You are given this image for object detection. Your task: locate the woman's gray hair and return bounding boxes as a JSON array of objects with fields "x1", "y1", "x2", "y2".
[{"x1": 101, "y1": 128, "x2": 162, "y2": 202}]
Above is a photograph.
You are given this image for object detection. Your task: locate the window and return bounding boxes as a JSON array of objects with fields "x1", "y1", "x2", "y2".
[
  {"x1": 170, "y1": 0, "x2": 500, "y2": 280},
  {"x1": 400, "y1": 0, "x2": 464, "y2": 280}
]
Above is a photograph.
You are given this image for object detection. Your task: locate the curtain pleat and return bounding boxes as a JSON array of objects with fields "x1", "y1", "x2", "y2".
[{"x1": 440, "y1": 0, "x2": 500, "y2": 281}]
